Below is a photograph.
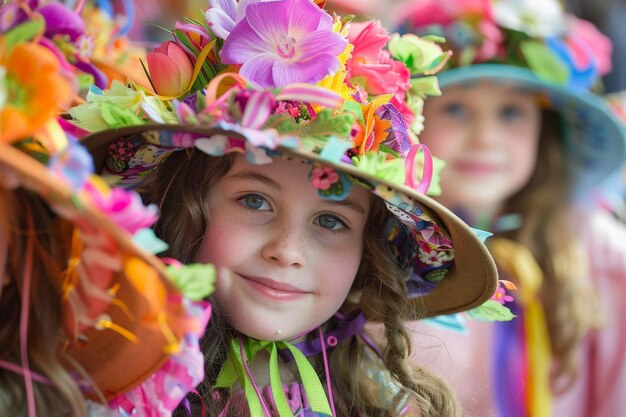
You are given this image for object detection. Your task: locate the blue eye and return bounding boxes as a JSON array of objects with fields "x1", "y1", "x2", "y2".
[
  {"x1": 316, "y1": 214, "x2": 346, "y2": 231},
  {"x1": 443, "y1": 102, "x2": 467, "y2": 118},
  {"x1": 239, "y1": 194, "x2": 270, "y2": 211},
  {"x1": 500, "y1": 105, "x2": 523, "y2": 121}
]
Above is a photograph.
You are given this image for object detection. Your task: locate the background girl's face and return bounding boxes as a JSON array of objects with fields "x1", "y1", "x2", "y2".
[
  {"x1": 420, "y1": 81, "x2": 542, "y2": 217},
  {"x1": 194, "y1": 155, "x2": 371, "y2": 341}
]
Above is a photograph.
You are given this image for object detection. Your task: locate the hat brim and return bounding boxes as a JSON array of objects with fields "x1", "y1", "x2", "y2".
[
  {"x1": 81, "y1": 124, "x2": 498, "y2": 319},
  {"x1": 437, "y1": 64, "x2": 626, "y2": 191},
  {"x1": 0, "y1": 143, "x2": 189, "y2": 399}
]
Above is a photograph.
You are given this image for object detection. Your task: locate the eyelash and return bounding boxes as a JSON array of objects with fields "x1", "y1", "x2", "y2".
[{"x1": 236, "y1": 193, "x2": 349, "y2": 232}]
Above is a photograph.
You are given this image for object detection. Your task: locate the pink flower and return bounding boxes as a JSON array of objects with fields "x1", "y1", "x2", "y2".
[
  {"x1": 401, "y1": 0, "x2": 491, "y2": 27},
  {"x1": 399, "y1": 0, "x2": 502, "y2": 62},
  {"x1": 346, "y1": 21, "x2": 410, "y2": 98},
  {"x1": 491, "y1": 287, "x2": 514, "y2": 305},
  {"x1": 219, "y1": 0, "x2": 347, "y2": 88},
  {"x1": 83, "y1": 182, "x2": 159, "y2": 234},
  {"x1": 567, "y1": 16, "x2": 612, "y2": 76},
  {"x1": 147, "y1": 41, "x2": 194, "y2": 97},
  {"x1": 310, "y1": 166, "x2": 340, "y2": 190}
]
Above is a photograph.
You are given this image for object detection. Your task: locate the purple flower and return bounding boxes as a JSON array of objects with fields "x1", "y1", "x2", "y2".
[
  {"x1": 39, "y1": 3, "x2": 86, "y2": 41},
  {"x1": 206, "y1": 0, "x2": 264, "y2": 40},
  {"x1": 220, "y1": 0, "x2": 347, "y2": 88}
]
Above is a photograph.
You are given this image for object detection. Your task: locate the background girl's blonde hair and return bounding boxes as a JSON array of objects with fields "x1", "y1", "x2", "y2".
[
  {"x1": 501, "y1": 110, "x2": 601, "y2": 389},
  {"x1": 151, "y1": 150, "x2": 460, "y2": 417},
  {"x1": 0, "y1": 188, "x2": 86, "y2": 417}
]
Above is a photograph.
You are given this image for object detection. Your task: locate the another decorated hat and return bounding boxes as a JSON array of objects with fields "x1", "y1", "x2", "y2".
[
  {"x1": 0, "y1": 12, "x2": 213, "y2": 408},
  {"x1": 395, "y1": 0, "x2": 626, "y2": 191},
  {"x1": 72, "y1": 0, "x2": 501, "y2": 319}
]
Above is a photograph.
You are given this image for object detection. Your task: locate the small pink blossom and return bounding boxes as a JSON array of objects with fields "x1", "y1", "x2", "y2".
[
  {"x1": 491, "y1": 286, "x2": 514, "y2": 305},
  {"x1": 310, "y1": 166, "x2": 340, "y2": 190}
]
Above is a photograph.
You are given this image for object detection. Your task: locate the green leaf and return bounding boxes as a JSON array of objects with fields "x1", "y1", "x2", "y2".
[
  {"x1": 3, "y1": 20, "x2": 44, "y2": 53},
  {"x1": 100, "y1": 102, "x2": 145, "y2": 128},
  {"x1": 467, "y1": 300, "x2": 516, "y2": 322},
  {"x1": 352, "y1": 152, "x2": 404, "y2": 184},
  {"x1": 520, "y1": 40, "x2": 569, "y2": 85},
  {"x1": 165, "y1": 263, "x2": 216, "y2": 301},
  {"x1": 341, "y1": 100, "x2": 364, "y2": 124},
  {"x1": 77, "y1": 73, "x2": 95, "y2": 91},
  {"x1": 272, "y1": 109, "x2": 355, "y2": 149}
]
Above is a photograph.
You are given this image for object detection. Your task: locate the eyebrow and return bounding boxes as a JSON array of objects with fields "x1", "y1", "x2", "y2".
[
  {"x1": 323, "y1": 199, "x2": 367, "y2": 215},
  {"x1": 225, "y1": 171, "x2": 282, "y2": 190},
  {"x1": 224, "y1": 170, "x2": 367, "y2": 215}
]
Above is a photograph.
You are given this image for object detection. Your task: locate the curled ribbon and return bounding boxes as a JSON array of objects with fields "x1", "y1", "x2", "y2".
[{"x1": 404, "y1": 143, "x2": 433, "y2": 194}]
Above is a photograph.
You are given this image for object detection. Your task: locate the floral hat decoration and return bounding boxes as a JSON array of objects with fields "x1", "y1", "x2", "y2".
[
  {"x1": 0, "y1": 13, "x2": 215, "y2": 417},
  {"x1": 71, "y1": 0, "x2": 503, "y2": 320},
  {"x1": 395, "y1": 0, "x2": 626, "y2": 191}
]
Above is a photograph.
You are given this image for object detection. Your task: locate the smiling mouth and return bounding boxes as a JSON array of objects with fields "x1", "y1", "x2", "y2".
[
  {"x1": 454, "y1": 161, "x2": 502, "y2": 175},
  {"x1": 238, "y1": 274, "x2": 311, "y2": 301}
]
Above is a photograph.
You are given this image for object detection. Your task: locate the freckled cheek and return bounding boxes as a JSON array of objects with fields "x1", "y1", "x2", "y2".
[
  {"x1": 318, "y1": 247, "x2": 363, "y2": 294},
  {"x1": 195, "y1": 223, "x2": 255, "y2": 267}
]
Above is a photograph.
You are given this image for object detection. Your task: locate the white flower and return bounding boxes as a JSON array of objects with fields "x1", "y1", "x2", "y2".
[{"x1": 493, "y1": 0, "x2": 566, "y2": 38}]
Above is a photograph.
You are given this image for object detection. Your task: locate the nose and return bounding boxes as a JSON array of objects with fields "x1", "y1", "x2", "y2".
[
  {"x1": 261, "y1": 223, "x2": 306, "y2": 268},
  {"x1": 467, "y1": 115, "x2": 501, "y2": 149}
]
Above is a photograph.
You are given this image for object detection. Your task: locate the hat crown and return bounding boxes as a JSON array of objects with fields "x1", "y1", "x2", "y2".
[{"x1": 397, "y1": 0, "x2": 612, "y2": 91}]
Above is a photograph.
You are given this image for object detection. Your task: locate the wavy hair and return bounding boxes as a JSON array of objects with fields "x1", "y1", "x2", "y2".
[{"x1": 500, "y1": 109, "x2": 601, "y2": 389}]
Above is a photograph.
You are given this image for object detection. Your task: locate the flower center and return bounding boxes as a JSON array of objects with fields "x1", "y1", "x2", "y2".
[{"x1": 276, "y1": 35, "x2": 297, "y2": 59}]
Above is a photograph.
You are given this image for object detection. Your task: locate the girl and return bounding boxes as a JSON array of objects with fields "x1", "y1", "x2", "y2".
[
  {"x1": 395, "y1": 0, "x2": 626, "y2": 415},
  {"x1": 72, "y1": 0, "x2": 504, "y2": 415}
]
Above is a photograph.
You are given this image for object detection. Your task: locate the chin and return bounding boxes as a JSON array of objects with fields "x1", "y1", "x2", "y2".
[{"x1": 237, "y1": 325, "x2": 300, "y2": 342}]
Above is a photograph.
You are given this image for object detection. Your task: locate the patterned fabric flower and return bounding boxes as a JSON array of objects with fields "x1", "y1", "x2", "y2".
[{"x1": 220, "y1": 0, "x2": 347, "y2": 88}]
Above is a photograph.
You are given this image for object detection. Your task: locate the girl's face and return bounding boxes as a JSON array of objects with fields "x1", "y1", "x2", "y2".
[
  {"x1": 195, "y1": 155, "x2": 371, "y2": 341},
  {"x1": 420, "y1": 81, "x2": 542, "y2": 218}
]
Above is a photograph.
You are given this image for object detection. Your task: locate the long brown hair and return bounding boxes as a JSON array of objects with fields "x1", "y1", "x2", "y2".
[
  {"x1": 0, "y1": 188, "x2": 86, "y2": 417},
  {"x1": 500, "y1": 109, "x2": 601, "y2": 388},
  {"x1": 151, "y1": 150, "x2": 460, "y2": 417}
]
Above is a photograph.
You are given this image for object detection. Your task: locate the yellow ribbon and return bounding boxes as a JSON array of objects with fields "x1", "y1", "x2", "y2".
[{"x1": 489, "y1": 237, "x2": 551, "y2": 417}]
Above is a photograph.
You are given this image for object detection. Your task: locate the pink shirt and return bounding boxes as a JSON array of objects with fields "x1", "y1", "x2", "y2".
[{"x1": 408, "y1": 210, "x2": 626, "y2": 416}]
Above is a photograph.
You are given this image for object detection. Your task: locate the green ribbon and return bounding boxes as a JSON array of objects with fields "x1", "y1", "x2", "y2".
[{"x1": 215, "y1": 337, "x2": 332, "y2": 417}]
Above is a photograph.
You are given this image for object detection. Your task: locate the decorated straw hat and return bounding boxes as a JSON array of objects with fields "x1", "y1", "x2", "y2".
[
  {"x1": 0, "y1": 13, "x2": 213, "y2": 405},
  {"x1": 395, "y1": 0, "x2": 626, "y2": 191},
  {"x1": 72, "y1": 0, "x2": 503, "y2": 320}
]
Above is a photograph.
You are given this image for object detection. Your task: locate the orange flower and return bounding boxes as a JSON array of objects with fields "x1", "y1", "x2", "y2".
[
  {"x1": 351, "y1": 95, "x2": 393, "y2": 155},
  {"x1": 1, "y1": 41, "x2": 74, "y2": 143}
]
